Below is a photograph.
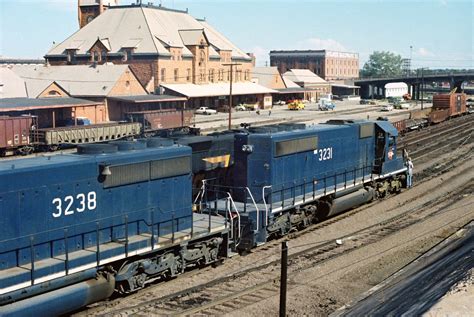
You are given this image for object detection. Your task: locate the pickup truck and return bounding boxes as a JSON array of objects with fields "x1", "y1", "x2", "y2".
[{"x1": 195, "y1": 107, "x2": 218, "y2": 115}]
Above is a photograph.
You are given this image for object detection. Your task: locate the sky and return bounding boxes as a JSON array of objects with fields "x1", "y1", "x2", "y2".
[{"x1": 0, "y1": 0, "x2": 472, "y2": 69}]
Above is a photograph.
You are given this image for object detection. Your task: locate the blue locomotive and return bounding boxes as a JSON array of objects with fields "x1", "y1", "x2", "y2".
[
  {"x1": 0, "y1": 140, "x2": 229, "y2": 316},
  {"x1": 202, "y1": 120, "x2": 407, "y2": 250},
  {"x1": 0, "y1": 119, "x2": 407, "y2": 315}
]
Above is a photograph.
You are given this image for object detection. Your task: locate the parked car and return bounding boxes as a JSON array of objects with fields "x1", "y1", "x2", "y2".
[
  {"x1": 273, "y1": 100, "x2": 286, "y2": 106},
  {"x1": 235, "y1": 104, "x2": 246, "y2": 111},
  {"x1": 288, "y1": 100, "x2": 305, "y2": 110},
  {"x1": 333, "y1": 95, "x2": 344, "y2": 101},
  {"x1": 381, "y1": 104, "x2": 394, "y2": 111},
  {"x1": 360, "y1": 99, "x2": 370, "y2": 105},
  {"x1": 394, "y1": 102, "x2": 410, "y2": 110},
  {"x1": 195, "y1": 107, "x2": 218, "y2": 115},
  {"x1": 319, "y1": 101, "x2": 336, "y2": 111}
]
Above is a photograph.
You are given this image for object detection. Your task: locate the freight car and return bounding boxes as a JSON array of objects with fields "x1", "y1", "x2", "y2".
[
  {"x1": 0, "y1": 116, "x2": 37, "y2": 156},
  {"x1": 392, "y1": 93, "x2": 469, "y2": 134},
  {"x1": 0, "y1": 115, "x2": 141, "y2": 156},
  {"x1": 429, "y1": 93, "x2": 467, "y2": 123},
  {"x1": 0, "y1": 109, "x2": 196, "y2": 156},
  {"x1": 126, "y1": 108, "x2": 194, "y2": 137},
  {"x1": 0, "y1": 119, "x2": 408, "y2": 315}
]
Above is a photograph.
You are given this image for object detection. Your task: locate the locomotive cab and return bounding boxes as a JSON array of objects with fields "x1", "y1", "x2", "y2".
[{"x1": 373, "y1": 120, "x2": 405, "y2": 175}]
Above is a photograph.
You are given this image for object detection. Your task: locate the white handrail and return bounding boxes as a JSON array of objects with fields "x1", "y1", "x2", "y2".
[
  {"x1": 227, "y1": 192, "x2": 241, "y2": 240},
  {"x1": 262, "y1": 186, "x2": 272, "y2": 226},
  {"x1": 245, "y1": 187, "x2": 259, "y2": 230},
  {"x1": 193, "y1": 180, "x2": 207, "y2": 212}
]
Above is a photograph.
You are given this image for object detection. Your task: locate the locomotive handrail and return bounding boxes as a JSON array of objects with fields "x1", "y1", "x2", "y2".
[
  {"x1": 244, "y1": 187, "x2": 259, "y2": 230},
  {"x1": 267, "y1": 164, "x2": 374, "y2": 213},
  {"x1": 262, "y1": 186, "x2": 272, "y2": 226},
  {"x1": 226, "y1": 192, "x2": 241, "y2": 241}
]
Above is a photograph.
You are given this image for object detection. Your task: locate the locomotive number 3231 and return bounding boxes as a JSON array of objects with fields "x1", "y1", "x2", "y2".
[
  {"x1": 52, "y1": 191, "x2": 97, "y2": 218},
  {"x1": 316, "y1": 147, "x2": 333, "y2": 161}
]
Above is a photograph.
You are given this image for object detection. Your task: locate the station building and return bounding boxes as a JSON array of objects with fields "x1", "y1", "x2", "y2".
[
  {"x1": 270, "y1": 50, "x2": 359, "y2": 81},
  {"x1": 46, "y1": 2, "x2": 273, "y2": 109}
]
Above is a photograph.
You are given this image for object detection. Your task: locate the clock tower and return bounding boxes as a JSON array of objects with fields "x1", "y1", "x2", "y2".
[{"x1": 78, "y1": 0, "x2": 119, "y2": 29}]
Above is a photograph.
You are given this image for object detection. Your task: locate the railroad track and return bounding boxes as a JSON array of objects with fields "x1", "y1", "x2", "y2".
[
  {"x1": 400, "y1": 113, "x2": 472, "y2": 144},
  {"x1": 101, "y1": 176, "x2": 474, "y2": 316},
  {"x1": 80, "y1": 113, "x2": 474, "y2": 316},
  {"x1": 78, "y1": 110, "x2": 472, "y2": 315},
  {"x1": 200, "y1": 105, "x2": 410, "y2": 133}
]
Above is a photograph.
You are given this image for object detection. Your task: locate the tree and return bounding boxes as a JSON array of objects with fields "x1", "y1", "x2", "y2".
[{"x1": 361, "y1": 51, "x2": 403, "y2": 78}]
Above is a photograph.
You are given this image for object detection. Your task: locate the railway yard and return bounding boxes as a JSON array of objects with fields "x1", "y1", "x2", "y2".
[
  {"x1": 61, "y1": 103, "x2": 474, "y2": 316},
  {"x1": 1, "y1": 2, "x2": 473, "y2": 315}
]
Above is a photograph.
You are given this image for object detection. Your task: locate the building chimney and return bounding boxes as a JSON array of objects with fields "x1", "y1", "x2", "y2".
[{"x1": 247, "y1": 52, "x2": 256, "y2": 67}]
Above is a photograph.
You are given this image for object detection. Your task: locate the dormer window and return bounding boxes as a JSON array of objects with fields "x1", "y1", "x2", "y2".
[
  {"x1": 101, "y1": 51, "x2": 107, "y2": 63},
  {"x1": 122, "y1": 49, "x2": 133, "y2": 62},
  {"x1": 92, "y1": 51, "x2": 100, "y2": 62},
  {"x1": 66, "y1": 49, "x2": 77, "y2": 64}
]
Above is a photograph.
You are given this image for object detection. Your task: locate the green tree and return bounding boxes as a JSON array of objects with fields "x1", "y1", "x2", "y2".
[{"x1": 361, "y1": 51, "x2": 403, "y2": 78}]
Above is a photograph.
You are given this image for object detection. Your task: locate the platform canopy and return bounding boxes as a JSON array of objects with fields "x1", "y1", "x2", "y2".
[
  {"x1": 160, "y1": 82, "x2": 277, "y2": 98},
  {"x1": 0, "y1": 97, "x2": 100, "y2": 112}
]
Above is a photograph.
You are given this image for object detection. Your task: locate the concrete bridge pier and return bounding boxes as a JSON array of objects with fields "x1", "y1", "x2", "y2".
[{"x1": 451, "y1": 80, "x2": 464, "y2": 93}]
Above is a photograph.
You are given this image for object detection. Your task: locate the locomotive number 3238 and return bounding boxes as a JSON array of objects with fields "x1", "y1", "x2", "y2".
[{"x1": 52, "y1": 191, "x2": 97, "y2": 218}]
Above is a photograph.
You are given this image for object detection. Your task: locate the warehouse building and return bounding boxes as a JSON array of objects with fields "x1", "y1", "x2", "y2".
[{"x1": 270, "y1": 50, "x2": 359, "y2": 81}]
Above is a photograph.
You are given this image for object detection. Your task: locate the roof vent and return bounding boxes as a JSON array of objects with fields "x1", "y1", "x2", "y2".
[
  {"x1": 146, "y1": 137, "x2": 174, "y2": 148},
  {"x1": 109, "y1": 140, "x2": 147, "y2": 151},
  {"x1": 77, "y1": 144, "x2": 118, "y2": 155}
]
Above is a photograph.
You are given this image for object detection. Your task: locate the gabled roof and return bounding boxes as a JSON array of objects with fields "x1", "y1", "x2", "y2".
[
  {"x1": 283, "y1": 69, "x2": 328, "y2": 85},
  {"x1": 282, "y1": 77, "x2": 301, "y2": 88},
  {"x1": 46, "y1": 6, "x2": 250, "y2": 60},
  {"x1": 178, "y1": 29, "x2": 206, "y2": 46},
  {"x1": 252, "y1": 66, "x2": 287, "y2": 90},
  {"x1": 0, "y1": 68, "x2": 27, "y2": 98},
  {"x1": 161, "y1": 82, "x2": 277, "y2": 98},
  {"x1": 7, "y1": 64, "x2": 139, "y2": 97}
]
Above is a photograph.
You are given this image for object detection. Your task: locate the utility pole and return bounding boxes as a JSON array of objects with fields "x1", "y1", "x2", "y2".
[
  {"x1": 421, "y1": 68, "x2": 424, "y2": 110},
  {"x1": 223, "y1": 63, "x2": 241, "y2": 130},
  {"x1": 280, "y1": 241, "x2": 288, "y2": 317}
]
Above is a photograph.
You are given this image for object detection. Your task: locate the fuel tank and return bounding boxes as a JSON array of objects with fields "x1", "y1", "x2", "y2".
[{"x1": 0, "y1": 275, "x2": 115, "y2": 317}]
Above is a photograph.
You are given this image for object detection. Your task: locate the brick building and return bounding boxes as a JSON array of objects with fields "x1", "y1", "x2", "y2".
[
  {"x1": 269, "y1": 50, "x2": 359, "y2": 81},
  {"x1": 2, "y1": 64, "x2": 147, "y2": 125},
  {"x1": 78, "y1": 0, "x2": 119, "y2": 28},
  {"x1": 45, "y1": 2, "x2": 268, "y2": 108}
]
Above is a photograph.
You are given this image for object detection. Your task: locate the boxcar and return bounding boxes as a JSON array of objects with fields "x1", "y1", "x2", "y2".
[{"x1": 432, "y1": 93, "x2": 467, "y2": 117}]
